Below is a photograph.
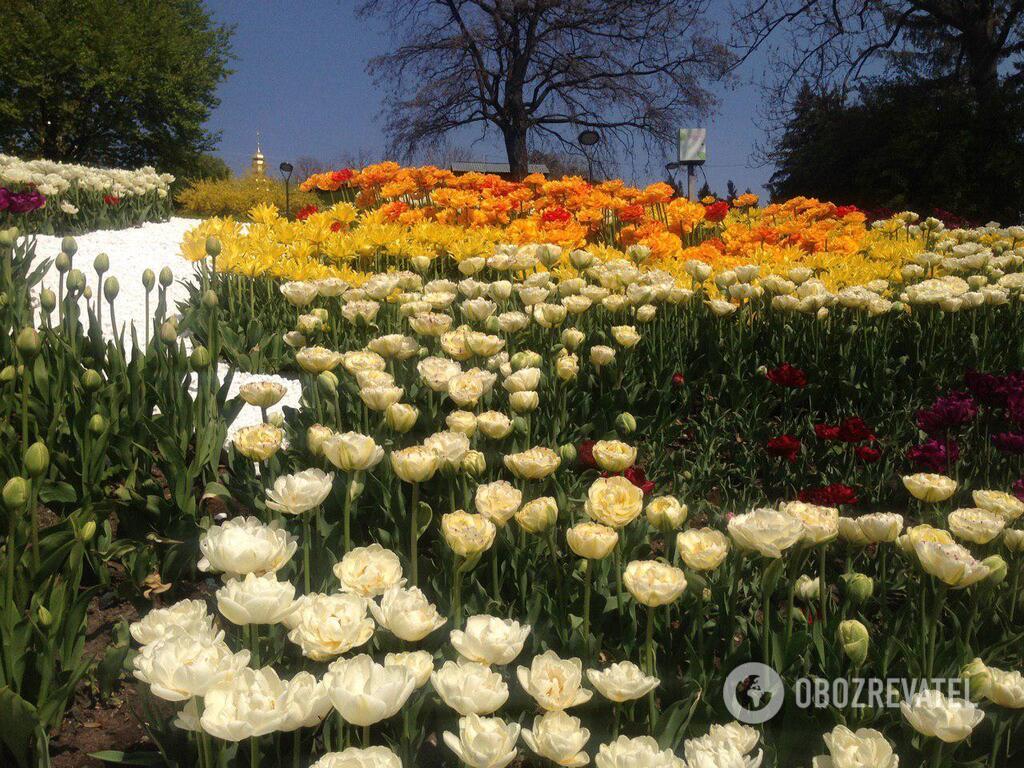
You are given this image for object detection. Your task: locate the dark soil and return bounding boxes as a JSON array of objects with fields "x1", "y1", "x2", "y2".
[{"x1": 50, "y1": 590, "x2": 149, "y2": 767}]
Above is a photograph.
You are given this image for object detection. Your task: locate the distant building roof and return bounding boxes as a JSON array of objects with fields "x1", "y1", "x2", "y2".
[{"x1": 450, "y1": 161, "x2": 549, "y2": 177}]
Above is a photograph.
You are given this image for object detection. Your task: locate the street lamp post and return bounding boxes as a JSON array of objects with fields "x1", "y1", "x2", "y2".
[
  {"x1": 279, "y1": 162, "x2": 294, "y2": 218},
  {"x1": 666, "y1": 161, "x2": 698, "y2": 202},
  {"x1": 578, "y1": 130, "x2": 600, "y2": 183}
]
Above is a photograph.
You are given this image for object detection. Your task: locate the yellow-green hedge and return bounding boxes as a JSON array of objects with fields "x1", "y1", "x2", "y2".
[{"x1": 176, "y1": 174, "x2": 318, "y2": 218}]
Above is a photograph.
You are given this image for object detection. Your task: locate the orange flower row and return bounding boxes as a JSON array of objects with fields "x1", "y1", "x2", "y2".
[{"x1": 297, "y1": 163, "x2": 875, "y2": 268}]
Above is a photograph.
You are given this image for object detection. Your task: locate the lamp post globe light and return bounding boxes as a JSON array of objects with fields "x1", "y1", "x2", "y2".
[
  {"x1": 577, "y1": 130, "x2": 600, "y2": 183},
  {"x1": 279, "y1": 161, "x2": 294, "y2": 217}
]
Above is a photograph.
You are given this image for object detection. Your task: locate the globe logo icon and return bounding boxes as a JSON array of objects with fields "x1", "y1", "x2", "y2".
[{"x1": 722, "y1": 663, "x2": 785, "y2": 724}]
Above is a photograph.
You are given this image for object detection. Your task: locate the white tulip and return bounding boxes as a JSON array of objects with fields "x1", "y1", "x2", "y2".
[
  {"x1": 265, "y1": 468, "x2": 334, "y2": 515},
  {"x1": 368, "y1": 585, "x2": 447, "y2": 641},
  {"x1": 133, "y1": 629, "x2": 250, "y2": 701},
  {"x1": 324, "y1": 654, "x2": 415, "y2": 727},
  {"x1": 432, "y1": 659, "x2": 510, "y2": 715},
  {"x1": 384, "y1": 650, "x2": 434, "y2": 689},
  {"x1": 522, "y1": 710, "x2": 591, "y2": 767},
  {"x1": 450, "y1": 615, "x2": 532, "y2": 666},
  {"x1": 901, "y1": 689, "x2": 984, "y2": 742},
  {"x1": 586, "y1": 661, "x2": 659, "y2": 703},
  {"x1": 517, "y1": 650, "x2": 593, "y2": 711},
  {"x1": 216, "y1": 572, "x2": 297, "y2": 625},
  {"x1": 285, "y1": 593, "x2": 375, "y2": 661},
  {"x1": 595, "y1": 736, "x2": 685, "y2": 768},
  {"x1": 198, "y1": 516, "x2": 297, "y2": 579},
  {"x1": 334, "y1": 543, "x2": 405, "y2": 598},
  {"x1": 443, "y1": 714, "x2": 521, "y2": 768},
  {"x1": 308, "y1": 746, "x2": 403, "y2": 768}
]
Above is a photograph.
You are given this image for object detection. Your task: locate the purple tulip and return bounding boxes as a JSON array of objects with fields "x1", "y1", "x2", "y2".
[
  {"x1": 993, "y1": 432, "x2": 1024, "y2": 455},
  {"x1": 906, "y1": 438, "x2": 959, "y2": 472},
  {"x1": 8, "y1": 190, "x2": 45, "y2": 214}
]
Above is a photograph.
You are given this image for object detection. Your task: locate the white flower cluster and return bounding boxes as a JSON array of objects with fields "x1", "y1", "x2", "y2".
[{"x1": 0, "y1": 153, "x2": 174, "y2": 199}]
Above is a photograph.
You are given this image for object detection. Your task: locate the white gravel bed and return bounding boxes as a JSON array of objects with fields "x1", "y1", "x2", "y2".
[{"x1": 33, "y1": 218, "x2": 302, "y2": 430}]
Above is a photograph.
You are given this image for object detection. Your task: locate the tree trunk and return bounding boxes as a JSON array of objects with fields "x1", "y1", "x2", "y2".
[{"x1": 502, "y1": 123, "x2": 529, "y2": 180}]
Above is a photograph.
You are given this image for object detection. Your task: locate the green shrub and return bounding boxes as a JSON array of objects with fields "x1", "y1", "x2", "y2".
[{"x1": 175, "y1": 174, "x2": 318, "y2": 217}]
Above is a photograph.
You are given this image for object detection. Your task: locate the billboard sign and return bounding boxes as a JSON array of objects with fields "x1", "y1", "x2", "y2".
[{"x1": 678, "y1": 128, "x2": 707, "y2": 164}]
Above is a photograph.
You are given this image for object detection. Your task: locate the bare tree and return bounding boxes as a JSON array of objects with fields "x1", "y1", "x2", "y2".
[
  {"x1": 359, "y1": 0, "x2": 733, "y2": 179},
  {"x1": 295, "y1": 155, "x2": 327, "y2": 180},
  {"x1": 732, "y1": 0, "x2": 1024, "y2": 112}
]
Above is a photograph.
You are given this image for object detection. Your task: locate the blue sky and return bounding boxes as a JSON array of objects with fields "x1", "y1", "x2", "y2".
[{"x1": 203, "y1": 0, "x2": 775, "y2": 195}]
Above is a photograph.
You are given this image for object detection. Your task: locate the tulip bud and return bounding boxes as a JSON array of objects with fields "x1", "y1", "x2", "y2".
[
  {"x1": 615, "y1": 412, "x2": 637, "y2": 434},
  {"x1": 88, "y1": 414, "x2": 108, "y2": 436},
  {"x1": 66, "y1": 269, "x2": 86, "y2": 294},
  {"x1": 60, "y1": 236, "x2": 78, "y2": 256},
  {"x1": 839, "y1": 619, "x2": 869, "y2": 667},
  {"x1": 794, "y1": 575, "x2": 819, "y2": 601},
  {"x1": 510, "y1": 390, "x2": 539, "y2": 413},
  {"x1": 206, "y1": 235, "x2": 222, "y2": 257},
  {"x1": 306, "y1": 424, "x2": 334, "y2": 456},
  {"x1": 511, "y1": 351, "x2": 542, "y2": 370},
  {"x1": 983, "y1": 554, "x2": 1008, "y2": 584},
  {"x1": 24, "y1": 442, "x2": 49, "y2": 478},
  {"x1": 516, "y1": 496, "x2": 558, "y2": 533},
  {"x1": 16, "y1": 327, "x2": 41, "y2": 360},
  {"x1": 512, "y1": 416, "x2": 529, "y2": 436},
  {"x1": 461, "y1": 450, "x2": 486, "y2": 477},
  {"x1": 0, "y1": 366, "x2": 15, "y2": 384},
  {"x1": 79, "y1": 520, "x2": 96, "y2": 542},
  {"x1": 268, "y1": 410, "x2": 285, "y2": 427},
  {"x1": 311, "y1": 308, "x2": 328, "y2": 323},
  {"x1": 83, "y1": 287, "x2": 93, "y2": 301},
  {"x1": 159, "y1": 321, "x2": 178, "y2": 345},
  {"x1": 842, "y1": 572, "x2": 874, "y2": 605},
  {"x1": 189, "y1": 346, "x2": 211, "y2": 371},
  {"x1": 93, "y1": 253, "x2": 109, "y2": 275},
  {"x1": 561, "y1": 328, "x2": 585, "y2": 351},
  {"x1": 484, "y1": 316, "x2": 501, "y2": 334},
  {"x1": 2, "y1": 477, "x2": 29, "y2": 511},
  {"x1": 82, "y1": 369, "x2": 103, "y2": 392},
  {"x1": 961, "y1": 658, "x2": 992, "y2": 700},
  {"x1": 385, "y1": 403, "x2": 418, "y2": 433},
  {"x1": 558, "y1": 443, "x2": 578, "y2": 465},
  {"x1": 39, "y1": 289, "x2": 56, "y2": 314},
  {"x1": 317, "y1": 371, "x2": 338, "y2": 395},
  {"x1": 37, "y1": 606, "x2": 53, "y2": 627},
  {"x1": 103, "y1": 276, "x2": 119, "y2": 302},
  {"x1": 0, "y1": 229, "x2": 14, "y2": 248},
  {"x1": 1006, "y1": 529, "x2": 1024, "y2": 554},
  {"x1": 142, "y1": 269, "x2": 155, "y2": 291},
  {"x1": 159, "y1": 266, "x2": 174, "y2": 288},
  {"x1": 55, "y1": 252, "x2": 71, "y2": 273},
  {"x1": 202, "y1": 289, "x2": 218, "y2": 309}
]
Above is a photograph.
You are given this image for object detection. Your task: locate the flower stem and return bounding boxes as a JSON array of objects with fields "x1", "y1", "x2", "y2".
[
  {"x1": 302, "y1": 513, "x2": 312, "y2": 595},
  {"x1": 926, "y1": 583, "x2": 948, "y2": 681},
  {"x1": 344, "y1": 474, "x2": 354, "y2": 554},
  {"x1": 818, "y1": 544, "x2": 828, "y2": 626},
  {"x1": 614, "y1": 542, "x2": 625, "y2": 620},
  {"x1": 410, "y1": 482, "x2": 420, "y2": 586},
  {"x1": 453, "y1": 558, "x2": 463, "y2": 629},
  {"x1": 646, "y1": 606, "x2": 657, "y2": 733},
  {"x1": 582, "y1": 559, "x2": 592, "y2": 659}
]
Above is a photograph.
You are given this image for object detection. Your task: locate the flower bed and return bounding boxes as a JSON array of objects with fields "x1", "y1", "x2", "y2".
[
  {"x1": 3, "y1": 167, "x2": 1024, "y2": 767},
  {"x1": 0, "y1": 154, "x2": 174, "y2": 235}
]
